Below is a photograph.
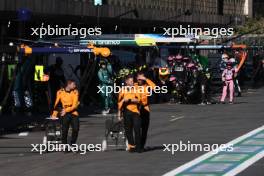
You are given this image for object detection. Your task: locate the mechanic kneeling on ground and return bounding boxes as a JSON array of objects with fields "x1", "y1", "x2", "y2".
[{"x1": 52, "y1": 79, "x2": 80, "y2": 145}]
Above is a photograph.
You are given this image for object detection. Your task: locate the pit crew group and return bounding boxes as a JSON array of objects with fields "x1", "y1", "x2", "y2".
[
  {"x1": 161, "y1": 53, "x2": 241, "y2": 105},
  {"x1": 51, "y1": 53, "x2": 242, "y2": 153}
]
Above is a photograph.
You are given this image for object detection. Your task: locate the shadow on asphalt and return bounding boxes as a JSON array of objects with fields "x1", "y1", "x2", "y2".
[
  {"x1": 94, "y1": 146, "x2": 165, "y2": 153},
  {"x1": 0, "y1": 146, "x2": 32, "y2": 148},
  {"x1": 0, "y1": 136, "x2": 21, "y2": 139},
  {"x1": 233, "y1": 101, "x2": 248, "y2": 104},
  {"x1": 144, "y1": 146, "x2": 165, "y2": 152}
]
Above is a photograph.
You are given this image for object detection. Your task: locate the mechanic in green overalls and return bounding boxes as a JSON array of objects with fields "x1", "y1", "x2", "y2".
[{"x1": 97, "y1": 60, "x2": 113, "y2": 115}]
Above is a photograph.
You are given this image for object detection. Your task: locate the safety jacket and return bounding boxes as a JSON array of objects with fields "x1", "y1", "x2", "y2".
[
  {"x1": 98, "y1": 68, "x2": 112, "y2": 86},
  {"x1": 52, "y1": 88, "x2": 79, "y2": 117},
  {"x1": 118, "y1": 87, "x2": 142, "y2": 114},
  {"x1": 134, "y1": 79, "x2": 156, "y2": 112}
]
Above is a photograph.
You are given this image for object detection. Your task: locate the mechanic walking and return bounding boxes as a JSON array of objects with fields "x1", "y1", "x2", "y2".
[
  {"x1": 117, "y1": 75, "x2": 143, "y2": 153},
  {"x1": 52, "y1": 80, "x2": 79, "y2": 145},
  {"x1": 135, "y1": 72, "x2": 155, "y2": 150}
]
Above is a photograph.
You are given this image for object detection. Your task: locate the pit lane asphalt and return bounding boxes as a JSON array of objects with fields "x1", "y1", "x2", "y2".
[{"x1": 0, "y1": 88, "x2": 264, "y2": 176}]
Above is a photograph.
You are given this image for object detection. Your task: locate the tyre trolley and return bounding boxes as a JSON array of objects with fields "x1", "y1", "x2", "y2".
[{"x1": 102, "y1": 116, "x2": 128, "y2": 151}]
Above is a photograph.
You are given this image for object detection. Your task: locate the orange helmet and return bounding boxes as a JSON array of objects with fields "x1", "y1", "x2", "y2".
[{"x1": 159, "y1": 67, "x2": 170, "y2": 76}]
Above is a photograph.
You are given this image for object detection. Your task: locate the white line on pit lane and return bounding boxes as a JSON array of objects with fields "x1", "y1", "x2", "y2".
[
  {"x1": 224, "y1": 151, "x2": 264, "y2": 176},
  {"x1": 169, "y1": 116, "x2": 184, "y2": 122},
  {"x1": 18, "y1": 132, "x2": 29, "y2": 136},
  {"x1": 163, "y1": 125, "x2": 264, "y2": 176}
]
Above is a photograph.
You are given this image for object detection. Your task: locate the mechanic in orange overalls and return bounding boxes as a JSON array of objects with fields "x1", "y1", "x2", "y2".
[
  {"x1": 52, "y1": 79, "x2": 79, "y2": 145},
  {"x1": 135, "y1": 72, "x2": 156, "y2": 150},
  {"x1": 117, "y1": 75, "x2": 143, "y2": 153}
]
